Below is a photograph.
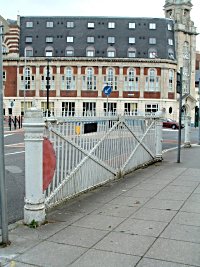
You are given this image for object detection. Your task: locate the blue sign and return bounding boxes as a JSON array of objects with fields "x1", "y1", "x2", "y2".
[{"x1": 103, "y1": 85, "x2": 112, "y2": 96}]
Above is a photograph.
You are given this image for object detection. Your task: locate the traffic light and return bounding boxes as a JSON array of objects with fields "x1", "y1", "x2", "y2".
[{"x1": 176, "y1": 72, "x2": 181, "y2": 94}]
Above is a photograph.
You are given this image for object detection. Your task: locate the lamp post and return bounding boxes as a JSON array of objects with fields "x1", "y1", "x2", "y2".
[
  {"x1": 23, "y1": 48, "x2": 27, "y2": 115},
  {"x1": 0, "y1": 23, "x2": 9, "y2": 245},
  {"x1": 46, "y1": 58, "x2": 50, "y2": 117}
]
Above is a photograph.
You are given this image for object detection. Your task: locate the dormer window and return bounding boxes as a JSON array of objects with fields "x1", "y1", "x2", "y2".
[{"x1": 88, "y1": 22, "x2": 94, "y2": 28}]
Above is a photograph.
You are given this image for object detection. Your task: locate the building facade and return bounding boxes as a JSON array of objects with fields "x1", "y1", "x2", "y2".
[{"x1": 1, "y1": 0, "x2": 198, "y2": 120}]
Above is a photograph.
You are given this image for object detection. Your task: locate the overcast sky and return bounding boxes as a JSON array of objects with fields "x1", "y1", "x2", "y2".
[{"x1": 1, "y1": 0, "x2": 200, "y2": 50}]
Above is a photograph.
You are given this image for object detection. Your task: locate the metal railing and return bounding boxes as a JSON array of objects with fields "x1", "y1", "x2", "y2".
[{"x1": 44, "y1": 115, "x2": 162, "y2": 208}]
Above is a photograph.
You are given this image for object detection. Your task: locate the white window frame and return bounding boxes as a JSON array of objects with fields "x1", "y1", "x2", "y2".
[
  {"x1": 45, "y1": 48, "x2": 53, "y2": 57},
  {"x1": 129, "y1": 22, "x2": 135, "y2": 29},
  {"x1": 67, "y1": 21, "x2": 74, "y2": 28},
  {"x1": 83, "y1": 102, "x2": 96, "y2": 116},
  {"x1": 108, "y1": 22, "x2": 115, "y2": 29},
  {"x1": 88, "y1": 22, "x2": 94, "y2": 28},
  {"x1": 62, "y1": 102, "x2": 75, "y2": 116},
  {"x1": 86, "y1": 50, "x2": 95, "y2": 57},
  {"x1": 108, "y1": 37, "x2": 115, "y2": 44},
  {"x1": 61, "y1": 67, "x2": 75, "y2": 90},
  {"x1": 107, "y1": 51, "x2": 115, "y2": 58},
  {"x1": 87, "y1": 36, "x2": 94, "y2": 43},
  {"x1": 124, "y1": 103, "x2": 138, "y2": 115},
  {"x1": 149, "y1": 23, "x2": 156, "y2": 29},
  {"x1": 46, "y1": 37, "x2": 53, "y2": 43},
  {"x1": 149, "y1": 38, "x2": 156, "y2": 44},
  {"x1": 82, "y1": 68, "x2": 96, "y2": 91},
  {"x1": 145, "y1": 104, "x2": 158, "y2": 115},
  {"x1": 25, "y1": 37, "x2": 32, "y2": 43},
  {"x1": 145, "y1": 69, "x2": 160, "y2": 92},
  {"x1": 103, "y1": 102, "x2": 117, "y2": 115},
  {"x1": 129, "y1": 37, "x2": 135, "y2": 44},
  {"x1": 124, "y1": 68, "x2": 139, "y2": 91},
  {"x1": 67, "y1": 36, "x2": 74, "y2": 43},
  {"x1": 21, "y1": 67, "x2": 35, "y2": 91},
  {"x1": 168, "y1": 39, "x2": 173, "y2": 45},
  {"x1": 26, "y1": 21, "x2": 33, "y2": 28},
  {"x1": 65, "y1": 48, "x2": 74, "y2": 56},
  {"x1": 46, "y1": 21, "x2": 54, "y2": 28},
  {"x1": 26, "y1": 47, "x2": 33, "y2": 57},
  {"x1": 128, "y1": 51, "x2": 136, "y2": 58}
]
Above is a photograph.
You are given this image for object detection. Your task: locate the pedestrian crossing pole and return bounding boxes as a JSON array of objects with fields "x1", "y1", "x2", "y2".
[
  {"x1": 177, "y1": 67, "x2": 183, "y2": 163},
  {"x1": 0, "y1": 23, "x2": 9, "y2": 245},
  {"x1": 198, "y1": 79, "x2": 200, "y2": 145}
]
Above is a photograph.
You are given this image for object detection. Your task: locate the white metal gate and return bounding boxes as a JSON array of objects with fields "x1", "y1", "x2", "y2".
[{"x1": 44, "y1": 115, "x2": 161, "y2": 208}]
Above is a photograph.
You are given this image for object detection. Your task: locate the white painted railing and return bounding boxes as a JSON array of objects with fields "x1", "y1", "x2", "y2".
[
  {"x1": 44, "y1": 115, "x2": 162, "y2": 209},
  {"x1": 23, "y1": 109, "x2": 162, "y2": 223}
]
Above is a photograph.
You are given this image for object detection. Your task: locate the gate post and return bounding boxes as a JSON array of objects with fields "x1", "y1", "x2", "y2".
[
  {"x1": 184, "y1": 115, "x2": 191, "y2": 148},
  {"x1": 23, "y1": 108, "x2": 46, "y2": 225},
  {"x1": 155, "y1": 118, "x2": 163, "y2": 160}
]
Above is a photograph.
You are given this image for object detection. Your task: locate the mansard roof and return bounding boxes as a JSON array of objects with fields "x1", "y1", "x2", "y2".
[{"x1": 19, "y1": 16, "x2": 176, "y2": 60}]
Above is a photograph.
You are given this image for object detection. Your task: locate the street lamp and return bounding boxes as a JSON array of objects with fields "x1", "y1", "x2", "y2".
[
  {"x1": 23, "y1": 47, "x2": 27, "y2": 115},
  {"x1": 46, "y1": 58, "x2": 50, "y2": 117}
]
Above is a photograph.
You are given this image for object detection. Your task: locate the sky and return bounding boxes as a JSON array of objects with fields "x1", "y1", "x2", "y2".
[{"x1": 1, "y1": 0, "x2": 200, "y2": 50}]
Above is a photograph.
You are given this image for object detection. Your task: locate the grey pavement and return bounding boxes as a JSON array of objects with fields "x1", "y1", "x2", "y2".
[{"x1": 1, "y1": 145, "x2": 200, "y2": 267}]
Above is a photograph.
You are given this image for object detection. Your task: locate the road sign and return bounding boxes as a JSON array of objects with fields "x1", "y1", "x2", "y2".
[{"x1": 103, "y1": 85, "x2": 112, "y2": 96}]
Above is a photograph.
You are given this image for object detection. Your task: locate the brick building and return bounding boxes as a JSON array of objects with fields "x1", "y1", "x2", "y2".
[{"x1": 1, "y1": 0, "x2": 198, "y2": 120}]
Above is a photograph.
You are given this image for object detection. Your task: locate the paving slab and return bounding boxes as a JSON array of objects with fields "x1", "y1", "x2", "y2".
[
  {"x1": 94, "y1": 231, "x2": 155, "y2": 256},
  {"x1": 114, "y1": 218, "x2": 168, "y2": 237},
  {"x1": 48, "y1": 225, "x2": 108, "y2": 248},
  {"x1": 180, "y1": 200, "x2": 200, "y2": 213},
  {"x1": 171, "y1": 211, "x2": 200, "y2": 227},
  {"x1": 131, "y1": 207, "x2": 177, "y2": 222},
  {"x1": 71, "y1": 213, "x2": 125, "y2": 231},
  {"x1": 146, "y1": 238, "x2": 200, "y2": 266},
  {"x1": 143, "y1": 198, "x2": 184, "y2": 210},
  {"x1": 154, "y1": 191, "x2": 191, "y2": 201},
  {"x1": 16, "y1": 241, "x2": 87, "y2": 267},
  {"x1": 137, "y1": 258, "x2": 196, "y2": 267},
  {"x1": 91, "y1": 203, "x2": 139, "y2": 218},
  {"x1": 187, "y1": 193, "x2": 200, "y2": 202},
  {"x1": 161, "y1": 222, "x2": 200, "y2": 243},
  {"x1": 70, "y1": 249, "x2": 140, "y2": 267}
]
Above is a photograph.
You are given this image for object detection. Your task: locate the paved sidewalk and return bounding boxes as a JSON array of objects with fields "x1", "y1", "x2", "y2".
[{"x1": 1, "y1": 145, "x2": 200, "y2": 267}]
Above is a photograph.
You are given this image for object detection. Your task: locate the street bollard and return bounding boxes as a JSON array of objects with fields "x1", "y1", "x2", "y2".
[
  {"x1": 23, "y1": 108, "x2": 46, "y2": 225},
  {"x1": 155, "y1": 118, "x2": 163, "y2": 161},
  {"x1": 184, "y1": 115, "x2": 191, "y2": 148}
]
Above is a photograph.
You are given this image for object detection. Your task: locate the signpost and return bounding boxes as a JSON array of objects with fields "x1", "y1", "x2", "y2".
[
  {"x1": 103, "y1": 85, "x2": 112, "y2": 115},
  {"x1": 177, "y1": 67, "x2": 183, "y2": 163},
  {"x1": 0, "y1": 23, "x2": 9, "y2": 245}
]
